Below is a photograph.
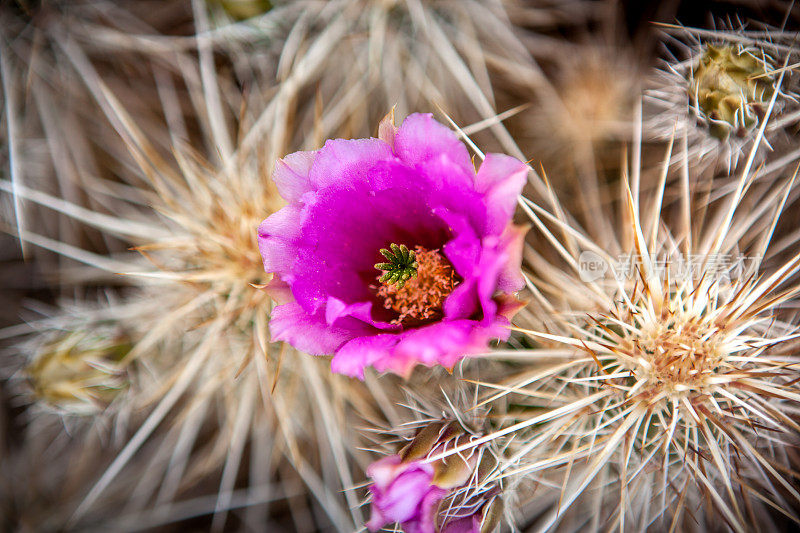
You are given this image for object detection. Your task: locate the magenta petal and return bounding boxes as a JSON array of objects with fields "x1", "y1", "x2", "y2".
[
  {"x1": 475, "y1": 153, "x2": 528, "y2": 234},
  {"x1": 288, "y1": 161, "x2": 451, "y2": 313},
  {"x1": 377, "y1": 469, "x2": 436, "y2": 521},
  {"x1": 325, "y1": 297, "x2": 373, "y2": 326},
  {"x1": 395, "y1": 113, "x2": 473, "y2": 177},
  {"x1": 332, "y1": 334, "x2": 400, "y2": 379},
  {"x1": 263, "y1": 277, "x2": 293, "y2": 305},
  {"x1": 273, "y1": 150, "x2": 315, "y2": 202},
  {"x1": 417, "y1": 156, "x2": 485, "y2": 213},
  {"x1": 444, "y1": 227, "x2": 523, "y2": 326},
  {"x1": 393, "y1": 320, "x2": 508, "y2": 371},
  {"x1": 258, "y1": 204, "x2": 304, "y2": 242},
  {"x1": 448, "y1": 224, "x2": 526, "y2": 323},
  {"x1": 366, "y1": 457, "x2": 446, "y2": 533},
  {"x1": 404, "y1": 486, "x2": 448, "y2": 533},
  {"x1": 440, "y1": 515, "x2": 482, "y2": 533},
  {"x1": 258, "y1": 235, "x2": 297, "y2": 276},
  {"x1": 367, "y1": 455, "x2": 405, "y2": 488},
  {"x1": 325, "y1": 297, "x2": 398, "y2": 331},
  {"x1": 437, "y1": 210, "x2": 502, "y2": 320},
  {"x1": 443, "y1": 280, "x2": 479, "y2": 320},
  {"x1": 475, "y1": 237, "x2": 506, "y2": 325},
  {"x1": 270, "y1": 302, "x2": 354, "y2": 355},
  {"x1": 309, "y1": 137, "x2": 394, "y2": 190},
  {"x1": 495, "y1": 224, "x2": 527, "y2": 293},
  {"x1": 394, "y1": 321, "x2": 473, "y2": 369},
  {"x1": 435, "y1": 207, "x2": 481, "y2": 277},
  {"x1": 257, "y1": 207, "x2": 305, "y2": 274}
]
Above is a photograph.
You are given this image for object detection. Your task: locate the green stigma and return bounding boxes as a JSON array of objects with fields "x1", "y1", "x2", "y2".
[{"x1": 375, "y1": 243, "x2": 418, "y2": 289}]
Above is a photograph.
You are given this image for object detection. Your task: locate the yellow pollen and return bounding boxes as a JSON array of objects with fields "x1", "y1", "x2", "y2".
[{"x1": 377, "y1": 246, "x2": 458, "y2": 326}]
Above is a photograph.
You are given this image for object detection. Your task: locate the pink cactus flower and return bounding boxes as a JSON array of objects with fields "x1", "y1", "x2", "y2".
[{"x1": 258, "y1": 112, "x2": 527, "y2": 378}]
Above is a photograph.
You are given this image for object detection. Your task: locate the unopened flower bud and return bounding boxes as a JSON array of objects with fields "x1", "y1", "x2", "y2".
[
  {"x1": 367, "y1": 420, "x2": 485, "y2": 533},
  {"x1": 689, "y1": 44, "x2": 774, "y2": 140},
  {"x1": 26, "y1": 329, "x2": 130, "y2": 415}
]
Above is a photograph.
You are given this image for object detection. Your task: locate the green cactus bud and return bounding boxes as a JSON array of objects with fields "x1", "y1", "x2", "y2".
[
  {"x1": 689, "y1": 44, "x2": 775, "y2": 140},
  {"x1": 479, "y1": 496, "x2": 504, "y2": 533},
  {"x1": 26, "y1": 329, "x2": 131, "y2": 415},
  {"x1": 210, "y1": 0, "x2": 272, "y2": 20}
]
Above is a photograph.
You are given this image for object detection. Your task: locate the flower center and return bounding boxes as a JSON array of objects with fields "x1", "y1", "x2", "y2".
[
  {"x1": 375, "y1": 245, "x2": 458, "y2": 326},
  {"x1": 374, "y1": 243, "x2": 419, "y2": 289}
]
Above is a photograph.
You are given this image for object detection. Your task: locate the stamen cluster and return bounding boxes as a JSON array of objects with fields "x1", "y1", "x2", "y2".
[{"x1": 377, "y1": 246, "x2": 458, "y2": 325}]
